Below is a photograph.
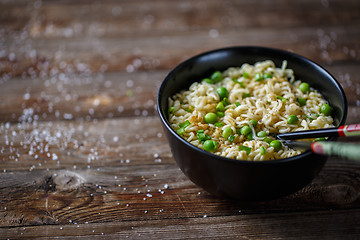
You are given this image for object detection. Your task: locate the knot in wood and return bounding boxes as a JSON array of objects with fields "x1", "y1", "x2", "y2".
[
  {"x1": 49, "y1": 171, "x2": 85, "y2": 191},
  {"x1": 322, "y1": 184, "x2": 360, "y2": 205}
]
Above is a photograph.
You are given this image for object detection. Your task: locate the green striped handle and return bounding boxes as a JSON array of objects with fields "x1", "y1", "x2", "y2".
[{"x1": 312, "y1": 141, "x2": 360, "y2": 161}]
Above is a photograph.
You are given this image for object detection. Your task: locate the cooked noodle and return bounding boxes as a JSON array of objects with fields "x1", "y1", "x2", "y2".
[{"x1": 168, "y1": 60, "x2": 334, "y2": 161}]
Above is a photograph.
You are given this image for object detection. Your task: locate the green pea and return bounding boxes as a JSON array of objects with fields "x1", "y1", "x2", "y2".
[
  {"x1": 255, "y1": 73, "x2": 263, "y2": 81},
  {"x1": 263, "y1": 73, "x2": 272, "y2": 79},
  {"x1": 299, "y1": 82, "x2": 310, "y2": 93},
  {"x1": 221, "y1": 97, "x2": 230, "y2": 106},
  {"x1": 320, "y1": 103, "x2": 333, "y2": 116},
  {"x1": 211, "y1": 71, "x2": 223, "y2": 83},
  {"x1": 287, "y1": 115, "x2": 299, "y2": 125},
  {"x1": 204, "y1": 78, "x2": 212, "y2": 84},
  {"x1": 216, "y1": 102, "x2": 225, "y2": 112},
  {"x1": 203, "y1": 140, "x2": 218, "y2": 152},
  {"x1": 204, "y1": 112, "x2": 218, "y2": 124},
  {"x1": 250, "y1": 120, "x2": 257, "y2": 128},
  {"x1": 270, "y1": 140, "x2": 283, "y2": 152},
  {"x1": 297, "y1": 98, "x2": 307, "y2": 107},
  {"x1": 263, "y1": 137, "x2": 272, "y2": 144},
  {"x1": 222, "y1": 127, "x2": 233, "y2": 139},
  {"x1": 240, "y1": 125, "x2": 252, "y2": 135},
  {"x1": 216, "y1": 87, "x2": 229, "y2": 99},
  {"x1": 259, "y1": 146, "x2": 266, "y2": 155},
  {"x1": 216, "y1": 111, "x2": 225, "y2": 117},
  {"x1": 257, "y1": 131, "x2": 267, "y2": 138},
  {"x1": 246, "y1": 133, "x2": 253, "y2": 140}
]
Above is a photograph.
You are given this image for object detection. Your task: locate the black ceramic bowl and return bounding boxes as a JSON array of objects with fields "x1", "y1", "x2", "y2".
[{"x1": 157, "y1": 46, "x2": 347, "y2": 201}]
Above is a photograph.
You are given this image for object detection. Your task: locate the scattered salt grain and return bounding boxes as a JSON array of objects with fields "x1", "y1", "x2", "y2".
[
  {"x1": 209, "y1": 29, "x2": 219, "y2": 38},
  {"x1": 126, "y1": 80, "x2": 134, "y2": 88},
  {"x1": 8, "y1": 52, "x2": 15, "y2": 61},
  {"x1": 63, "y1": 113, "x2": 73, "y2": 119},
  {"x1": 52, "y1": 153, "x2": 58, "y2": 160},
  {"x1": 23, "y1": 93, "x2": 31, "y2": 100},
  {"x1": 117, "y1": 105, "x2": 124, "y2": 112}
]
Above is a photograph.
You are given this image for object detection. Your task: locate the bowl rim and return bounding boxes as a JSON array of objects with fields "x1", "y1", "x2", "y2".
[{"x1": 157, "y1": 45, "x2": 348, "y2": 165}]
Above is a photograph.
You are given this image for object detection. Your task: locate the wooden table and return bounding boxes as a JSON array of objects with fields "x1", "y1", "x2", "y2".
[{"x1": 1, "y1": 0, "x2": 360, "y2": 239}]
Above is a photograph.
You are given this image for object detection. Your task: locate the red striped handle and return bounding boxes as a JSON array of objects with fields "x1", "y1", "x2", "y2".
[{"x1": 337, "y1": 124, "x2": 360, "y2": 137}]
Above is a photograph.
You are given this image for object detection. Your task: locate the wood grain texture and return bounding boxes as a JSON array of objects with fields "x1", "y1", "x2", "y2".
[
  {"x1": 1, "y1": 157, "x2": 360, "y2": 226},
  {"x1": 1, "y1": 0, "x2": 360, "y2": 239},
  {"x1": 1, "y1": 210, "x2": 360, "y2": 239},
  {"x1": 1, "y1": 114, "x2": 360, "y2": 171},
  {"x1": 2, "y1": 25, "x2": 360, "y2": 77},
  {"x1": 0, "y1": 63, "x2": 359, "y2": 122},
  {"x1": 0, "y1": 70, "x2": 165, "y2": 122}
]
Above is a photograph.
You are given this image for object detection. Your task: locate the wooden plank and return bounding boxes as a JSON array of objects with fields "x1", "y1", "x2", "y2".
[
  {"x1": 1, "y1": 209, "x2": 360, "y2": 239},
  {"x1": 0, "y1": 116, "x2": 359, "y2": 227},
  {"x1": 1, "y1": 24, "x2": 359, "y2": 78},
  {"x1": 0, "y1": 116, "x2": 172, "y2": 171},
  {"x1": 2, "y1": 0, "x2": 359, "y2": 36},
  {"x1": 1, "y1": 188, "x2": 360, "y2": 239},
  {"x1": 0, "y1": 61, "x2": 359, "y2": 122},
  {"x1": 0, "y1": 70, "x2": 166, "y2": 122},
  {"x1": 1, "y1": 155, "x2": 360, "y2": 228},
  {"x1": 327, "y1": 63, "x2": 360, "y2": 106},
  {"x1": 0, "y1": 110, "x2": 359, "y2": 172},
  {"x1": 1, "y1": 0, "x2": 359, "y2": 79}
]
